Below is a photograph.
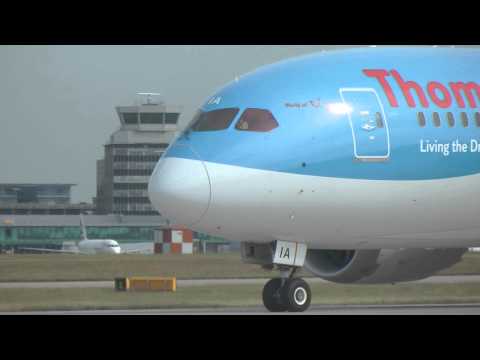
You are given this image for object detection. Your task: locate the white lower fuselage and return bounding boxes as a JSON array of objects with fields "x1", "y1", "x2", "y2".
[{"x1": 149, "y1": 157, "x2": 480, "y2": 250}]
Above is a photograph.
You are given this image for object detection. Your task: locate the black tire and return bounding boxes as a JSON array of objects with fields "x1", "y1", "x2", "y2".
[
  {"x1": 281, "y1": 278, "x2": 311, "y2": 312},
  {"x1": 262, "y1": 278, "x2": 288, "y2": 312}
]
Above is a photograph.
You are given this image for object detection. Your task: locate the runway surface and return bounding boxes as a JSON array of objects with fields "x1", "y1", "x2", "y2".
[
  {"x1": 1, "y1": 275, "x2": 480, "y2": 289},
  {"x1": 2, "y1": 304, "x2": 480, "y2": 315}
]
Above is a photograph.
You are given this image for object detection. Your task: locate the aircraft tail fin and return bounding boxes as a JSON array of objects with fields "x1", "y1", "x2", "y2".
[{"x1": 80, "y1": 214, "x2": 88, "y2": 241}]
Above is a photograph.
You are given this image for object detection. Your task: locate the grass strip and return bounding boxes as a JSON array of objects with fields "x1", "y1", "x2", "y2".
[
  {"x1": 2, "y1": 282, "x2": 480, "y2": 312},
  {"x1": 1, "y1": 252, "x2": 480, "y2": 282}
]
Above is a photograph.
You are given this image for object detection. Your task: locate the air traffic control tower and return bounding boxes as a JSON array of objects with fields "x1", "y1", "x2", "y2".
[{"x1": 96, "y1": 93, "x2": 181, "y2": 215}]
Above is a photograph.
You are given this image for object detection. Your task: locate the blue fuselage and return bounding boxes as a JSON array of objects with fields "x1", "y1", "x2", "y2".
[{"x1": 166, "y1": 47, "x2": 480, "y2": 181}]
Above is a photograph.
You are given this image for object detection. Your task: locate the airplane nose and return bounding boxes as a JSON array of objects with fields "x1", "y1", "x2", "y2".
[{"x1": 148, "y1": 144, "x2": 211, "y2": 227}]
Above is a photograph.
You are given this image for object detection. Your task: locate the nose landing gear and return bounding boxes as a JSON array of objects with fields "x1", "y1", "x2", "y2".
[
  {"x1": 241, "y1": 240, "x2": 310, "y2": 312},
  {"x1": 262, "y1": 269, "x2": 312, "y2": 312}
]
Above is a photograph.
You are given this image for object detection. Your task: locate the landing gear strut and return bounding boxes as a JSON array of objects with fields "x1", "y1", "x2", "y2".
[{"x1": 262, "y1": 268, "x2": 311, "y2": 312}]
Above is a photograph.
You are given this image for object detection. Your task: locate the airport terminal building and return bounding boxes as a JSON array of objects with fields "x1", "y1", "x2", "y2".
[
  {"x1": 95, "y1": 96, "x2": 181, "y2": 216},
  {"x1": 0, "y1": 214, "x2": 166, "y2": 250},
  {"x1": 0, "y1": 214, "x2": 231, "y2": 253},
  {"x1": 0, "y1": 183, "x2": 94, "y2": 215}
]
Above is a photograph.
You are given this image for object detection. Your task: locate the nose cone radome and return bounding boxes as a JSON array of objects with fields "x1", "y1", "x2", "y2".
[{"x1": 148, "y1": 144, "x2": 211, "y2": 227}]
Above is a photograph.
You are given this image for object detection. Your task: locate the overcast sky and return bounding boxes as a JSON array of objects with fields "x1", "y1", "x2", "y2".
[{"x1": 1, "y1": 45, "x2": 476, "y2": 202}]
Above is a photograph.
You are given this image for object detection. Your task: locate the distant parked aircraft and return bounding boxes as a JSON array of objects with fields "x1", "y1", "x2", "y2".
[{"x1": 20, "y1": 214, "x2": 143, "y2": 255}]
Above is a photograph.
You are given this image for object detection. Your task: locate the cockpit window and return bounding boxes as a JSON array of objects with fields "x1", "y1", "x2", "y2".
[
  {"x1": 190, "y1": 108, "x2": 240, "y2": 132},
  {"x1": 235, "y1": 109, "x2": 279, "y2": 132}
]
